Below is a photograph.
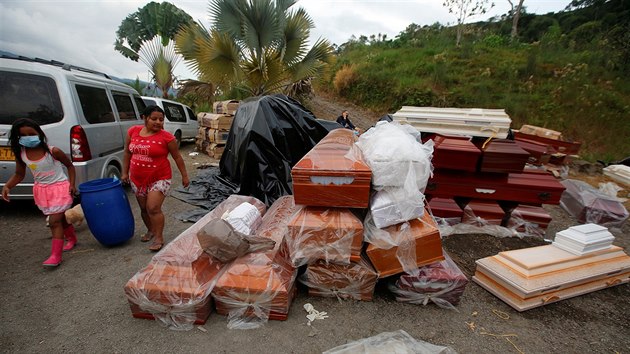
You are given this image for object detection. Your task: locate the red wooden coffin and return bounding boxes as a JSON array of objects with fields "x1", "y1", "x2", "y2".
[
  {"x1": 431, "y1": 134, "x2": 481, "y2": 172},
  {"x1": 287, "y1": 206, "x2": 364, "y2": 266},
  {"x1": 513, "y1": 131, "x2": 581, "y2": 155},
  {"x1": 392, "y1": 253, "x2": 468, "y2": 307},
  {"x1": 213, "y1": 196, "x2": 298, "y2": 322},
  {"x1": 426, "y1": 169, "x2": 565, "y2": 205},
  {"x1": 303, "y1": 256, "x2": 378, "y2": 301},
  {"x1": 124, "y1": 195, "x2": 266, "y2": 327},
  {"x1": 461, "y1": 200, "x2": 505, "y2": 226},
  {"x1": 292, "y1": 128, "x2": 371, "y2": 208},
  {"x1": 428, "y1": 197, "x2": 463, "y2": 224},
  {"x1": 513, "y1": 138, "x2": 553, "y2": 165},
  {"x1": 477, "y1": 139, "x2": 530, "y2": 173},
  {"x1": 366, "y1": 211, "x2": 444, "y2": 278},
  {"x1": 506, "y1": 204, "x2": 552, "y2": 235}
]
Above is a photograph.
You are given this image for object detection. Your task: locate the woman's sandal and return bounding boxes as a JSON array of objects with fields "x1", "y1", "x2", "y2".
[
  {"x1": 149, "y1": 241, "x2": 163, "y2": 252},
  {"x1": 140, "y1": 232, "x2": 154, "y2": 242}
]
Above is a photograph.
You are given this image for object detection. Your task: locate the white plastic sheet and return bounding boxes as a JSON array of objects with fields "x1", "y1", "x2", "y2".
[{"x1": 323, "y1": 329, "x2": 457, "y2": 354}]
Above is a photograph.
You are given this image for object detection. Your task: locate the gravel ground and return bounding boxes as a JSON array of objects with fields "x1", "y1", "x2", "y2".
[{"x1": 0, "y1": 94, "x2": 628, "y2": 353}]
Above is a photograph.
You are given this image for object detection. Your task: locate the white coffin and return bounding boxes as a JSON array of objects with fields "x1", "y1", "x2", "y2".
[
  {"x1": 552, "y1": 224, "x2": 615, "y2": 256},
  {"x1": 603, "y1": 164, "x2": 630, "y2": 187},
  {"x1": 391, "y1": 106, "x2": 512, "y2": 138}
]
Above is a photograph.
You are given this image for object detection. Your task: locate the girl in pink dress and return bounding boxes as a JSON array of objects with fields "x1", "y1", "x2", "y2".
[
  {"x1": 122, "y1": 105, "x2": 189, "y2": 252},
  {"x1": 2, "y1": 118, "x2": 77, "y2": 267}
]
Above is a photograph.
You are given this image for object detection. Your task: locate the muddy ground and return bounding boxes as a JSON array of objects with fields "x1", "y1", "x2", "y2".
[{"x1": 1, "y1": 94, "x2": 629, "y2": 353}]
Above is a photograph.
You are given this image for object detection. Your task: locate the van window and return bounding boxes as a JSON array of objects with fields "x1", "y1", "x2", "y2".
[
  {"x1": 186, "y1": 107, "x2": 196, "y2": 121},
  {"x1": 163, "y1": 102, "x2": 186, "y2": 123},
  {"x1": 134, "y1": 96, "x2": 147, "y2": 115},
  {"x1": 112, "y1": 92, "x2": 138, "y2": 121},
  {"x1": 142, "y1": 98, "x2": 157, "y2": 107},
  {"x1": 76, "y1": 85, "x2": 115, "y2": 124},
  {"x1": 0, "y1": 71, "x2": 63, "y2": 125}
]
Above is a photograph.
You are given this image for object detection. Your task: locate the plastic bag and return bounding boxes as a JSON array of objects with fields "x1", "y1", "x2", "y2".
[
  {"x1": 299, "y1": 257, "x2": 378, "y2": 301},
  {"x1": 196, "y1": 218, "x2": 275, "y2": 263},
  {"x1": 323, "y1": 329, "x2": 457, "y2": 354}
]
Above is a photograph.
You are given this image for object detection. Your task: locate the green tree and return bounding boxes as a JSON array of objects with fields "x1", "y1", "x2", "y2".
[
  {"x1": 175, "y1": 0, "x2": 334, "y2": 97},
  {"x1": 114, "y1": 1, "x2": 193, "y2": 98},
  {"x1": 126, "y1": 76, "x2": 147, "y2": 94},
  {"x1": 443, "y1": 0, "x2": 495, "y2": 46}
]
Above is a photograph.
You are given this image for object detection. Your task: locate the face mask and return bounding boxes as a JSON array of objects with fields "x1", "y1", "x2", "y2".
[{"x1": 19, "y1": 136, "x2": 41, "y2": 148}]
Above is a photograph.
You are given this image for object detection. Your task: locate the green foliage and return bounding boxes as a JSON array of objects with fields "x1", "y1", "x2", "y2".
[{"x1": 320, "y1": 1, "x2": 630, "y2": 161}]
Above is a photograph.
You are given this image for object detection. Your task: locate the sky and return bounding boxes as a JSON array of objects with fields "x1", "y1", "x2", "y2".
[{"x1": 0, "y1": 0, "x2": 569, "y2": 82}]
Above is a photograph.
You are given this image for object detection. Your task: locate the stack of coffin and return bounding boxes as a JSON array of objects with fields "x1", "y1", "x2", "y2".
[
  {"x1": 392, "y1": 107, "x2": 512, "y2": 139},
  {"x1": 513, "y1": 124, "x2": 582, "y2": 166},
  {"x1": 424, "y1": 132, "x2": 562, "y2": 236},
  {"x1": 289, "y1": 128, "x2": 378, "y2": 300},
  {"x1": 473, "y1": 225, "x2": 630, "y2": 311},
  {"x1": 212, "y1": 196, "x2": 298, "y2": 324},
  {"x1": 124, "y1": 195, "x2": 266, "y2": 329}
]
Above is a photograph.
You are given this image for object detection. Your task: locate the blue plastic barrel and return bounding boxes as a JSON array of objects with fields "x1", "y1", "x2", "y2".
[{"x1": 78, "y1": 178, "x2": 134, "y2": 246}]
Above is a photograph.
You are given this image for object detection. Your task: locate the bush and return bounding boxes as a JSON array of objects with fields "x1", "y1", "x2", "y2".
[{"x1": 333, "y1": 65, "x2": 358, "y2": 95}]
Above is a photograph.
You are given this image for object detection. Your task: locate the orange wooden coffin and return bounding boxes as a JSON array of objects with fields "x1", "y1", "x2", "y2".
[
  {"x1": 287, "y1": 206, "x2": 364, "y2": 266},
  {"x1": 431, "y1": 134, "x2": 481, "y2": 172},
  {"x1": 477, "y1": 139, "x2": 530, "y2": 173},
  {"x1": 426, "y1": 169, "x2": 565, "y2": 205},
  {"x1": 292, "y1": 128, "x2": 371, "y2": 208},
  {"x1": 303, "y1": 256, "x2": 378, "y2": 301},
  {"x1": 366, "y1": 211, "x2": 444, "y2": 278},
  {"x1": 213, "y1": 196, "x2": 298, "y2": 322},
  {"x1": 124, "y1": 195, "x2": 266, "y2": 327},
  {"x1": 461, "y1": 200, "x2": 505, "y2": 226}
]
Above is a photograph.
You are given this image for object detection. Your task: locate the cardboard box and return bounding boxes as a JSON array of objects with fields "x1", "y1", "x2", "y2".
[
  {"x1": 205, "y1": 143, "x2": 225, "y2": 159},
  {"x1": 213, "y1": 100, "x2": 240, "y2": 115},
  {"x1": 519, "y1": 124, "x2": 563, "y2": 140},
  {"x1": 197, "y1": 112, "x2": 234, "y2": 130}
]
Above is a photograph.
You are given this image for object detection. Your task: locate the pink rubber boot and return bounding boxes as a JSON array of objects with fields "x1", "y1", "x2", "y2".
[
  {"x1": 63, "y1": 225, "x2": 77, "y2": 251},
  {"x1": 43, "y1": 239, "x2": 64, "y2": 267}
]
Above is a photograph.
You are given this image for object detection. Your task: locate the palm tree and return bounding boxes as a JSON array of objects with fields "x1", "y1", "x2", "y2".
[
  {"x1": 114, "y1": 1, "x2": 193, "y2": 98},
  {"x1": 175, "y1": 0, "x2": 334, "y2": 98}
]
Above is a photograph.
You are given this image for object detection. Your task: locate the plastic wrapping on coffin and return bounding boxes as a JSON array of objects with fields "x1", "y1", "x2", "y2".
[
  {"x1": 212, "y1": 196, "x2": 299, "y2": 329},
  {"x1": 389, "y1": 252, "x2": 468, "y2": 310},
  {"x1": 292, "y1": 128, "x2": 372, "y2": 208},
  {"x1": 461, "y1": 200, "x2": 506, "y2": 227},
  {"x1": 427, "y1": 197, "x2": 463, "y2": 226},
  {"x1": 301, "y1": 256, "x2": 378, "y2": 301},
  {"x1": 506, "y1": 205, "x2": 552, "y2": 238},
  {"x1": 123, "y1": 195, "x2": 266, "y2": 330},
  {"x1": 287, "y1": 206, "x2": 364, "y2": 267},
  {"x1": 560, "y1": 179, "x2": 629, "y2": 228},
  {"x1": 365, "y1": 211, "x2": 444, "y2": 278}
]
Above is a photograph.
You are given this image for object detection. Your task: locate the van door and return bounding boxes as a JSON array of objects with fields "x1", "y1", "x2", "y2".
[{"x1": 184, "y1": 106, "x2": 198, "y2": 140}]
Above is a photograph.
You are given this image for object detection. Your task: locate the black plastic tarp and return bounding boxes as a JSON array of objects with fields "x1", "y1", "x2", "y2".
[{"x1": 218, "y1": 94, "x2": 338, "y2": 206}]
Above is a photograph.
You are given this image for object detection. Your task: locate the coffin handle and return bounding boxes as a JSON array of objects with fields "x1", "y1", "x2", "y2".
[
  {"x1": 475, "y1": 188, "x2": 496, "y2": 194},
  {"x1": 538, "y1": 192, "x2": 551, "y2": 201},
  {"x1": 606, "y1": 278, "x2": 621, "y2": 286},
  {"x1": 541, "y1": 295, "x2": 559, "y2": 304}
]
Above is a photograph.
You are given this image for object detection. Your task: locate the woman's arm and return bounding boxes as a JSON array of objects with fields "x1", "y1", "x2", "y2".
[
  {"x1": 121, "y1": 132, "x2": 132, "y2": 184},
  {"x1": 2, "y1": 160, "x2": 26, "y2": 202},
  {"x1": 52, "y1": 147, "x2": 76, "y2": 195},
  {"x1": 167, "y1": 140, "x2": 189, "y2": 188}
]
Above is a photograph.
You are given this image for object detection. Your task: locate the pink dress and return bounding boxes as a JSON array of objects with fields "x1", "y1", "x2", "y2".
[{"x1": 22, "y1": 147, "x2": 72, "y2": 215}]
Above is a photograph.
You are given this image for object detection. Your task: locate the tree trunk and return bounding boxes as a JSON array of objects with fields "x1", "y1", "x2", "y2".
[
  {"x1": 511, "y1": 0, "x2": 525, "y2": 41},
  {"x1": 456, "y1": 23, "x2": 463, "y2": 47}
]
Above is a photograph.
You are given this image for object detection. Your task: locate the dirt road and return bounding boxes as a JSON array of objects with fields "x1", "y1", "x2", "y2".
[{"x1": 1, "y1": 94, "x2": 629, "y2": 353}]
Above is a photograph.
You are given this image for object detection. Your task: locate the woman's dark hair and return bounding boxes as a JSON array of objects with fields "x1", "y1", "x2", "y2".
[
  {"x1": 142, "y1": 105, "x2": 165, "y2": 118},
  {"x1": 9, "y1": 118, "x2": 49, "y2": 164}
]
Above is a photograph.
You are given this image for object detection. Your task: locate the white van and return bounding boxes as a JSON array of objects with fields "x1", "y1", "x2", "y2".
[
  {"x1": 141, "y1": 96, "x2": 197, "y2": 146},
  {"x1": 0, "y1": 56, "x2": 146, "y2": 199}
]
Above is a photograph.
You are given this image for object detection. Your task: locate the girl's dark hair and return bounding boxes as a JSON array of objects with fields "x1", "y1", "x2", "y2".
[
  {"x1": 142, "y1": 105, "x2": 165, "y2": 118},
  {"x1": 9, "y1": 118, "x2": 49, "y2": 164}
]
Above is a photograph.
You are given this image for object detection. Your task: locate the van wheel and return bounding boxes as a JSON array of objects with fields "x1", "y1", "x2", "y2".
[
  {"x1": 174, "y1": 131, "x2": 182, "y2": 148},
  {"x1": 105, "y1": 164, "x2": 121, "y2": 180}
]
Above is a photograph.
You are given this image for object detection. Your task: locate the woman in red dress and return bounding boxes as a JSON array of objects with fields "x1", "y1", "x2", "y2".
[{"x1": 122, "y1": 105, "x2": 190, "y2": 251}]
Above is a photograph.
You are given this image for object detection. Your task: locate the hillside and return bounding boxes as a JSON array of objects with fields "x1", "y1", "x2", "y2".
[{"x1": 316, "y1": 0, "x2": 630, "y2": 162}]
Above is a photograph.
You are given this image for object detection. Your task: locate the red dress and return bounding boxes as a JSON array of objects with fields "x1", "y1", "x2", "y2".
[{"x1": 127, "y1": 125, "x2": 175, "y2": 188}]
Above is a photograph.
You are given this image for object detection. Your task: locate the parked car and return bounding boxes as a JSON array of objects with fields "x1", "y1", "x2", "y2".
[
  {"x1": 141, "y1": 96, "x2": 197, "y2": 146},
  {"x1": 0, "y1": 56, "x2": 146, "y2": 199}
]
